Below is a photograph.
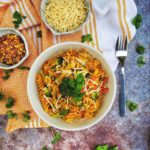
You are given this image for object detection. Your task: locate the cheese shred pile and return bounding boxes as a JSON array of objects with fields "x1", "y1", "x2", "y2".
[{"x1": 44, "y1": 0, "x2": 88, "y2": 32}]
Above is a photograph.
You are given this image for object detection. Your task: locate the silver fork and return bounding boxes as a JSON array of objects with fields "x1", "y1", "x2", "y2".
[{"x1": 115, "y1": 36, "x2": 128, "y2": 117}]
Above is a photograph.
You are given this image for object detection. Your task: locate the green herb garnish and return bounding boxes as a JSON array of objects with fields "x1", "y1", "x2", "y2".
[
  {"x1": 22, "y1": 111, "x2": 31, "y2": 122},
  {"x1": 0, "y1": 91, "x2": 4, "y2": 101},
  {"x1": 5, "y1": 97, "x2": 14, "y2": 108},
  {"x1": 92, "y1": 92, "x2": 99, "y2": 100},
  {"x1": 18, "y1": 66, "x2": 30, "y2": 70},
  {"x1": 132, "y1": 14, "x2": 142, "y2": 29},
  {"x1": 6, "y1": 110, "x2": 18, "y2": 119},
  {"x1": 51, "y1": 132, "x2": 61, "y2": 144},
  {"x1": 137, "y1": 56, "x2": 146, "y2": 67},
  {"x1": 95, "y1": 145, "x2": 108, "y2": 150},
  {"x1": 136, "y1": 45, "x2": 145, "y2": 54},
  {"x1": 126, "y1": 100, "x2": 138, "y2": 112},
  {"x1": 81, "y1": 34, "x2": 93, "y2": 43},
  {"x1": 37, "y1": 30, "x2": 42, "y2": 38},
  {"x1": 13, "y1": 11, "x2": 26, "y2": 28},
  {"x1": 60, "y1": 73, "x2": 85, "y2": 101},
  {"x1": 59, "y1": 109, "x2": 70, "y2": 116},
  {"x1": 2, "y1": 69, "x2": 13, "y2": 80},
  {"x1": 44, "y1": 88, "x2": 52, "y2": 97},
  {"x1": 57, "y1": 57, "x2": 64, "y2": 65},
  {"x1": 42, "y1": 146, "x2": 48, "y2": 150}
]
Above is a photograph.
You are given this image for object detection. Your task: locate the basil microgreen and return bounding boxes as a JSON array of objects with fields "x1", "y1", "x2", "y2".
[
  {"x1": 18, "y1": 66, "x2": 30, "y2": 70},
  {"x1": 13, "y1": 11, "x2": 26, "y2": 28},
  {"x1": 6, "y1": 110, "x2": 18, "y2": 119},
  {"x1": 42, "y1": 146, "x2": 48, "y2": 150},
  {"x1": 2, "y1": 69, "x2": 13, "y2": 80},
  {"x1": 136, "y1": 45, "x2": 145, "y2": 54},
  {"x1": 59, "y1": 73, "x2": 85, "y2": 101},
  {"x1": 132, "y1": 14, "x2": 142, "y2": 29},
  {"x1": 81, "y1": 34, "x2": 93, "y2": 43},
  {"x1": 22, "y1": 111, "x2": 31, "y2": 122},
  {"x1": 126, "y1": 100, "x2": 138, "y2": 112},
  {"x1": 5, "y1": 97, "x2": 14, "y2": 108},
  {"x1": 51, "y1": 132, "x2": 61, "y2": 144},
  {"x1": 0, "y1": 90, "x2": 4, "y2": 101},
  {"x1": 37, "y1": 30, "x2": 42, "y2": 38},
  {"x1": 95, "y1": 145, "x2": 118, "y2": 150},
  {"x1": 137, "y1": 56, "x2": 146, "y2": 67},
  {"x1": 59, "y1": 109, "x2": 70, "y2": 116}
]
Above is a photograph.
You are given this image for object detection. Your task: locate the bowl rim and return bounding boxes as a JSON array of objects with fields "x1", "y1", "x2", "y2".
[
  {"x1": 40, "y1": 0, "x2": 90, "y2": 35},
  {"x1": 0, "y1": 28, "x2": 29, "y2": 70},
  {"x1": 27, "y1": 42, "x2": 116, "y2": 131}
]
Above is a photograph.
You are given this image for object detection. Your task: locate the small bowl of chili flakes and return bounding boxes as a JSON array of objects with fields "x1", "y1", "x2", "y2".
[{"x1": 0, "y1": 28, "x2": 29, "y2": 70}]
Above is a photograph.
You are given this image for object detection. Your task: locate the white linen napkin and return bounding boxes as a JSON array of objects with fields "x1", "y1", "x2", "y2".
[{"x1": 93, "y1": 0, "x2": 137, "y2": 71}]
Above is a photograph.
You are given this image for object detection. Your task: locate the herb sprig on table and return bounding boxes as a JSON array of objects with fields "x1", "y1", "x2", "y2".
[
  {"x1": 136, "y1": 45, "x2": 145, "y2": 54},
  {"x1": 126, "y1": 100, "x2": 138, "y2": 112},
  {"x1": 22, "y1": 111, "x2": 31, "y2": 122},
  {"x1": 0, "y1": 90, "x2": 4, "y2": 101},
  {"x1": 81, "y1": 34, "x2": 93, "y2": 43},
  {"x1": 37, "y1": 30, "x2": 42, "y2": 38},
  {"x1": 5, "y1": 97, "x2": 15, "y2": 108},
  {"x1": 132, "y1": 14, "x2": 142, "y2": 29},
  {"x1": 6, "y1": 110, "x2": 18, "y2": 119},
  {"x1": 42, "y1": 146, "x2": 48, "y2": 150},
  {"x1": 95, "y1": 144, "x2": 118, "y2": 150},
  {"x1": 13, "y1": 11, "x2": 26, "y2": 28},
  {"x1": 18, "y1": 66, "x2": 30, "y2": 70},
  {"x1": 2, "y1": 69, "x2": 13, "y2": 80}
]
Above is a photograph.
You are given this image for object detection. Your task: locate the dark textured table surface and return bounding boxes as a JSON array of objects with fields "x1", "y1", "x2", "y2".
[{"x1": 0, "y1": 0, "x2": 150, "y2": 150}]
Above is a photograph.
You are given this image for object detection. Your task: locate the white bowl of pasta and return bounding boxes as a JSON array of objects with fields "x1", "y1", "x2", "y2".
[{"x1": 27, "y1": 42, "x2": 116, "y2": 131}]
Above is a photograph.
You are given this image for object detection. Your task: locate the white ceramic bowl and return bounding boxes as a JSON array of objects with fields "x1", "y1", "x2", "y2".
[
  {"x1": 27, "y1": 42, "x2": 116, "y2": 131},
  {"x1": 40, "y1": 0, "x2": 90, "y2": 35},
  {"x1": 0, "y1": 28, "x2": 29, "y2": 70}
]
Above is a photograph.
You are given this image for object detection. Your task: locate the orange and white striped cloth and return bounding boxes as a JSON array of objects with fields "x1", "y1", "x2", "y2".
[{"x1": 0, "y1": 0, "x2": 137, "y2": 133}]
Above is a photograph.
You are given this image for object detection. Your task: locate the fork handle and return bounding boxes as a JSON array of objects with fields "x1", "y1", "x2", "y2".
[{"x1": 119, "y1": 67, "x2": 126, "y2": 117}]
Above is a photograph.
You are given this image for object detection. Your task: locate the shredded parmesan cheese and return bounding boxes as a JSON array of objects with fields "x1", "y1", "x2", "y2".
[{"x1": 44, "y1": 0, "x2": 88, "y2": 32}]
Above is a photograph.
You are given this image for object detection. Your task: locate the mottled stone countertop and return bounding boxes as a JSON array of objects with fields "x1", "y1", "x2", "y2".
[{"x1": 0, "y1": 0, "x2": 149, "y2": 150}]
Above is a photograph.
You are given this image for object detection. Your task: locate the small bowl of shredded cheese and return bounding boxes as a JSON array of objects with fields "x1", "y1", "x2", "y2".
[
  {"x1": 0, "y1": 28, "x2": 29, "y2": 70},
  {"x1": 41, "y1": 0, "x2": 90, "y2": 35}
]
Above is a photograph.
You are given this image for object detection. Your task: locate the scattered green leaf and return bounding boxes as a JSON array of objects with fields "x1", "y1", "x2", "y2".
[
  {"x1": 137, "y1": 56, "x2": 146, "y2": 67},
  {"x1": 22, "y1": 111, "x2": 31, "y2": 122},
  {"x1": 6, "y1": 110, "x2": 18, "y2": 119},
  {"x1": 60, "y1": 73, "x2": 85, "y2": 101},
  {"x1": 2, "y1": 69, "x2": 13, "y2": 80},
  {"x1": 109, "y1": 146, "x2": 118, "y2": 150},
  {"x1": 59, "y1": 109, "x2": 70, "y2": 116},
  {"x1": 42, "y1": 146, "x2": 48, "y2": 150},
  {"x1": 37, "y1": 30, "x2": 42, "y2": 38},
  {"x1": 132, "y1": 14, "x2": 142, "y2": 29},
  {"x1": 126, "y1": 100, "x2": 138, "y2": 112},
  {"x1": 5, "y1": 97, "x2": 14, "y2": 108},
  {"x1": 95, "y1": 145, "x2": 108, "y2": 150},
  {"x1": 51, "y1": 132, "x2": 61, "y2": 144},
  {"x1": 81, "y1": 34, "x2": 93, "y2": 43},
  {"x1": 13, "y1": 11, "x2": 26, "y2": 28},
  {"x1": 136, "y1": 45, "x2": 145, "y2": 54},
  {"x1": 0, "y1": 90, "x2": 4, "y2": 101},
  {"x1": 18, "y1": 66, "x2": 30, "y2": 70}
]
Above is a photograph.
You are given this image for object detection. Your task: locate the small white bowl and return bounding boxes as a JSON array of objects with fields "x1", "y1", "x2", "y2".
[
  {"x1": 41, "y1": 0, "x2": 90, "y2": 35},
  {"x1": 0, "y1": 28, "x2": 29, "y2": 70},
  {"x1": 27, "y1": 42, "x2": 116, "y2": 131}
]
